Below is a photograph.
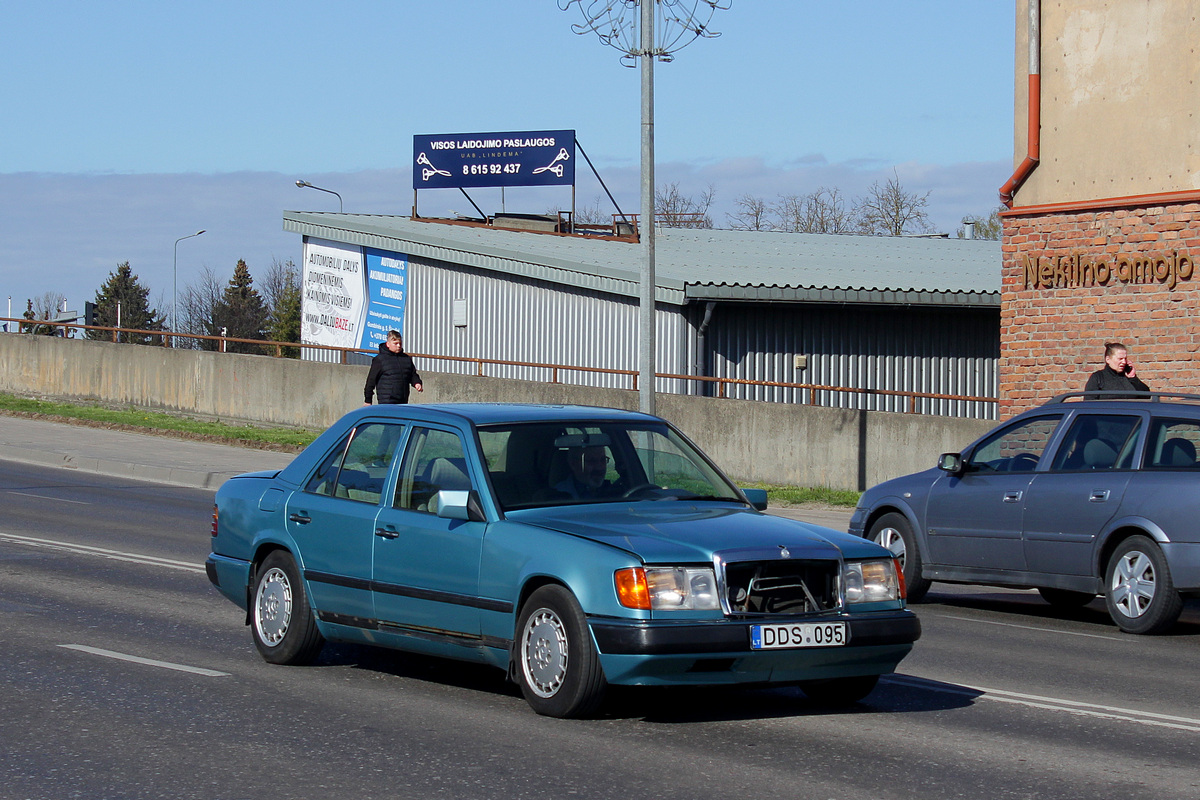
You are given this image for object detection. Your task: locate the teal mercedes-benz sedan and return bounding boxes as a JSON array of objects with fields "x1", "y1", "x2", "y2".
[{"x1": 207, "y1": 403, "x2": 919, "y2": 718}]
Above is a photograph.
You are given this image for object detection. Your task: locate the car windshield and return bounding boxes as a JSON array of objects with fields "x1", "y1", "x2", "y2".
[{"x1": 477, "y1": 421, "x2": 743, "y2": 510}]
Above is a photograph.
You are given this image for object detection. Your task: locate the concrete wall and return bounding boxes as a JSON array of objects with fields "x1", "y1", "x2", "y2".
[{"x1": 0, "y1": 333, "x2": 993, "y2": 490}]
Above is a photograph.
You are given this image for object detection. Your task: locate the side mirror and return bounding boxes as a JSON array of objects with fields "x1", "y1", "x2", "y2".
[
  {"x1": 740, "y1": 487, "x2": 768, "y2": 511},
  {"x1": 436, "y1": 490, "x2": 486, "y2": 522},
  {"x1": 937, "y1": 453, "x2": 964, "y2": 474}
]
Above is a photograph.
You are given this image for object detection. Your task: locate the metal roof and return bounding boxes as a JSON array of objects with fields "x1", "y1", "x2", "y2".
[{"x1": 283, "y1": 211, "x2": 1000, "y2": 308}]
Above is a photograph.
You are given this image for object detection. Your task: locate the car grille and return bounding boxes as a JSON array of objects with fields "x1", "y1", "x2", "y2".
[{"x1": 722, "y1": 559, "x2": 841, "y2": 615}]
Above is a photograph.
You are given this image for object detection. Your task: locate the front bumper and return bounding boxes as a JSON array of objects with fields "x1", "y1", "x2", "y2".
[{"x1": 589, "y1": 610, "x2": 920, "y2": 686}]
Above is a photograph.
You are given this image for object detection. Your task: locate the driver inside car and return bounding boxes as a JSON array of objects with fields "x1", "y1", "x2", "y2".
[{"x1": 554, "y1": 445, "x2": 619, "y2": 500}]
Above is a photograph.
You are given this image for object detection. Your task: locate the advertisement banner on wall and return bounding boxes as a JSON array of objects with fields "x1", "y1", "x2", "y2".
[
  {"x1": 301, "y1": 237, "x2": 366, "y2": 350},
  {"x1": 361, "y1": 248, "x2": 408, "y2": 350},
  {"x1": 412, "y1": 129, "x2": 575, "y2": 190}
]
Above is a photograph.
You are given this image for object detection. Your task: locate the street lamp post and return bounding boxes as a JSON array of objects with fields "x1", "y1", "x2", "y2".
[
  {"x1": 559, "y1": 0, "x2": 728, "y2": 415},
  {"x1": 295, "y1": 180, "x2": 343, "y2": 212},
  {"x1": 173, "y1": 230, "x2": 206, "y2": 344}
]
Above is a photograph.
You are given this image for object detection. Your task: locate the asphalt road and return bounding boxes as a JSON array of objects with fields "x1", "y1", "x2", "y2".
[{"x1": 3, "y1": 459, "x2": 1200, "y2": 799}]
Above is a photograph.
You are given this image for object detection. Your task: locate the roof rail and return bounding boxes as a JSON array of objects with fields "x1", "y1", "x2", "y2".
[{"x1": 1050, "y1": 391, "x2": 1200, "y2": 404}]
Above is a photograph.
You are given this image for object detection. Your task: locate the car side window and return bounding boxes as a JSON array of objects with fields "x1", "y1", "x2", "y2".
[
  {"x1": 303, "y1": 424, "x2": 404, "y2": 502},
  {"x1": 1145, "y1": 418, "x2": 1200, "y2": 469},
  {"x1": 1050, "y1": 415, "x2": 1142, "y2": 471},
  {"x1": 333, "y1": 423, "x2": 404, "y2": 504},
  {"x1": 304, "y1": 433, "x2": 352, "y2": 496},
  {"x1": 966, "y1": 415, "x2": 1061, "y2": 473},
  {"x1": 394, "y1": 427, "x2": 473, "y2": 514}
]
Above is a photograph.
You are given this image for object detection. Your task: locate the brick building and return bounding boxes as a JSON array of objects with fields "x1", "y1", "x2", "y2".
[{"x1": 999, "y1": 1, "x2": 1200, "y2": 415}]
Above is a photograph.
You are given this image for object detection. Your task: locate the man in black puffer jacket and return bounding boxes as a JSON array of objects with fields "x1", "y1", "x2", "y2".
[{"x1": 363, "y1": 331, "x2": 423, "y2": 405}]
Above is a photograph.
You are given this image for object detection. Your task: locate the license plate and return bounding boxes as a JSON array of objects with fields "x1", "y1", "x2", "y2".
[{"x1": 750, "y1": 621, "x2": 847, "y2": 650}]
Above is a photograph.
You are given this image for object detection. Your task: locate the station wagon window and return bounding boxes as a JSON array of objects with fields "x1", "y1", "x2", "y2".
[
  {"x1": 1144, "y1": 418, "x2": 1200, "y2": 469},
  {"x1": 967, "y1": 415, "x2": 1061, "y2": 473},
  {"x1": 394, "y1": 427, "x2": 472, "y2": 514},
  {"x1": 1050, "y1": 415, "x2": 1141, "y2": 471},
  {"x1": 304, "y1": 423, "x2": 403, "y2": 503}
]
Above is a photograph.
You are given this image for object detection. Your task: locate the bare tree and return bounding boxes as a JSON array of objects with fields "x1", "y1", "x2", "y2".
[
  {"x1": 726, "y1": 194, "x2": 770, "y2": 231},
  {"x1": 957, "y1": 207, "x2": 1003, "y2": 240},
  {"x1": 655, "y1": 182, "x2": 714, "y2": 228},
  {"x1": 773, "y1": 187, "x2": 856, "y2": 234},
  {"x1": 177, "y1": 266, "x2": 225, "y2": 350},
  {"x1": 21, "y1": 292, "x2": 66, "y2": 336},
  {"x1": 854, "y1": 171, "x2": 933, "y2": 236}
]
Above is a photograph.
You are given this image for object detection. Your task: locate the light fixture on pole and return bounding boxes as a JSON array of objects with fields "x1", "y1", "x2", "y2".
[
  {"x1": 173, "y1": 230, "x2": 206, "y2": 344},
  {"x1": 295, "y1": 180, "x2": 343, "y2": 212},
  {"x1": 559, "y1": 0, "x2": 728, "y2": 415}
]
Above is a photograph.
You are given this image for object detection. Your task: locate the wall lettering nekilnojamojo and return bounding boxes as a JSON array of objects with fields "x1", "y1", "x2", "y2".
[{"x1": 1022, "y1": 251, "x2": 1193, "y2": 291}]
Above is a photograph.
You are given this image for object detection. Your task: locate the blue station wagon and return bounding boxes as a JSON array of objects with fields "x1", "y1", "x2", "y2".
[
  {"x1": 852, "y1": 392, "x2": 1200, "y2": 634},
  {"x1": 207, "y1": 403, "x2": 919, "y2": 717}
]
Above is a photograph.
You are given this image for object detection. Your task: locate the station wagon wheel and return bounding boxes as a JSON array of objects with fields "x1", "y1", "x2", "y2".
[
  {"x1": 799, "y1": 674, "x2": 880, "y2": 706},
  {"x1": 868, "y1": 512, "x2": 930, "y2": 602},
  {"x1": 1103, "y1": 536, "x2": 1183, "y2": 635},
  {"x1": 515, "y1": 585, "x2": 607, "y2": 718},
  {"x1": 252, "y1": 550, "x2": 325, "y2": 664}
]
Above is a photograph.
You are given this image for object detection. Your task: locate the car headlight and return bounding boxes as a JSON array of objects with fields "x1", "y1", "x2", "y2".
[
  {"x1": 843, "y1": 559, "x2": 904, "y2": 603},
  {"x1": 615, "y1": 567, "x2": 721, "y2": 611}
]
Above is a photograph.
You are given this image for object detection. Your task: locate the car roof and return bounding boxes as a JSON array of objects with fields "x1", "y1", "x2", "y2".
[
  {"x1": 344, "y1": 402, "x2": 661, "y2": 427},
  {"x1": 1043, "y1": 391, "x2": 1200, "y2": 413}
]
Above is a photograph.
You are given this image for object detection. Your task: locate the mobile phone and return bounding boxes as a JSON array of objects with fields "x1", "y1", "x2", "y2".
[{"x1": 1124, "y1": 363, "x2": 1133, "y2": 374}]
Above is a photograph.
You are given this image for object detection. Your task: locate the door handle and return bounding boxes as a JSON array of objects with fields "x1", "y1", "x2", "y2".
[
  {"x1": 288, "y1": 512, "x2": 312, "y2": 524},
  {"x1": 1089, "y1": 490, "x2": 1110, "y2": 502},
  {"x1": 375, "y1": 527, "x2": 400, "y2": 539},
  {"x1": 1003, "y1": 491, "x2": 1023, "y2": 503}
]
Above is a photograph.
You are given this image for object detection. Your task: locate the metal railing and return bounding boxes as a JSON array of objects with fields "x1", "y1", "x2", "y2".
[{"x1": 1, "y1": 316, "x2": 998, "y2": 415}]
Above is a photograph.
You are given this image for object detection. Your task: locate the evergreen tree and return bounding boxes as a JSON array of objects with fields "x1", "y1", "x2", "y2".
[
  {"x1": 86, "y1": 262, "x2": 164, "y2": 344},
  {"x1": 261, "y1": 258, "x2": 302, "y2": 356},
  {"x1": 214, "y1": 259, "x2": 268, "y2": 354}
]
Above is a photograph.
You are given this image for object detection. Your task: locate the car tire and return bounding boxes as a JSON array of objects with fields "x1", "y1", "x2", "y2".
[
  {"x1": 1036, "y1": 587, "x2": 1096, "y2": 608},
  {"x1": 251, "y1": 550, "x2": 325, "y2": 665},
  {"x1": 515, "y1": 585, "x2": 607, "y2": 718},
  {"x1": 799, "y1": 675, "x2": 880, "y2": 706},
  {"x1": 1103, "y1": 536, "x2": 1183, "y2": 635},
  {"x1": 868, "y1": 512, "x2": 931, "y2": 602}
]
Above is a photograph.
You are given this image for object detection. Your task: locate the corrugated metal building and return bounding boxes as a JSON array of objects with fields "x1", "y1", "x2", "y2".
[{"x1": 284, "y1": 212, "x2": 1000, "y2": 419}]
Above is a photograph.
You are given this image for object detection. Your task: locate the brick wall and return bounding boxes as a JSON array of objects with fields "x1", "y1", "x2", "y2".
[{"x1": 1000, "y1": 202, "x2": 1200, "y2": 416}]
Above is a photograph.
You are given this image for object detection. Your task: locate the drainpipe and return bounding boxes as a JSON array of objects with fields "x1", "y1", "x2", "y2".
[
  {"x1": 694, "y1": 301, "x2": 716, "y2": 397},
  {"x1": 999, "y1": 0, "x2": 1041, "y2": 207}
]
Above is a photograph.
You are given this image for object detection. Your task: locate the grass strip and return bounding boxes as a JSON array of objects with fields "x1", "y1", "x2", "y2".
[
  {"x1": 0, "y1": 392, "x2": 856, "y2": 504},
  {"x1": 0, "y1": 392, "x2": 319, "y2": 451}
]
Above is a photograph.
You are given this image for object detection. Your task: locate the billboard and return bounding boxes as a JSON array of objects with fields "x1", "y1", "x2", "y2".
[
  {"x1": 301, "y1": 238, "x2": 412, "y2": 354},
  {"x1": 301, "y1": 238, "x2": 366, "y2": 350},
  {"x1": 362, "y1": 248, "x2": 409, "y2": 350},
  {"x1": 413, "y1": 129, "x2": 575, "y2": 190}
]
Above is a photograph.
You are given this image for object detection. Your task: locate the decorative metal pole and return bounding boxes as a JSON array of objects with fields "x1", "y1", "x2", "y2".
[{"x1": 559, "y1": 0, "x2": 729, "y2": 415}]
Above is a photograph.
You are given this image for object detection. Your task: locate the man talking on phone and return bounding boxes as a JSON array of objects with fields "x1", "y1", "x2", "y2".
[{"x1": 1084, "y1": 342, "x2": 1150, "y2": 395}]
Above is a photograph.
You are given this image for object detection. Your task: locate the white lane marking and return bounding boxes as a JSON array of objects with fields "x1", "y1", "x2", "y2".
[
  {"x1": 59, "y1": 644, "x2": 229, "y2": 677},
  {"x1": 935, "y1": 613, "x2": 1121, "y2": 641},
  {"x1": 885, "y1": 675, "x2": 1200, "y2": 733},
  {"x1": 7, "y1": 491, "x2": 90, "y2": 505},
  {"x1": 0, "y1": 531, "x2": 204, "y2": 573}
]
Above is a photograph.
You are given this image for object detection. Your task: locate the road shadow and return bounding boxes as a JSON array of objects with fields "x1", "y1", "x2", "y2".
[
  {"x1": 304, "y1": 642, "x2": 981, "y2": 722},
  {"x1": 919, "y1": 590, "x2": 1200, "y2": 636}
]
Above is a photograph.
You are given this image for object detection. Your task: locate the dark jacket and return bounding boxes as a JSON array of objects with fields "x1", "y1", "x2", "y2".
[
  {"x1": 1084, "y1": 365, "x2": 1150, "y2": 396},
  {"x1": 364, "y1": 343, "x2": 422, "y2": 404}
]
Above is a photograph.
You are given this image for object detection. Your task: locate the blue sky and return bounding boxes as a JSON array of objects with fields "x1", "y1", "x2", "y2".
[{"x1": 1, "y1": 1, "x2": 1016, "y2": 319}]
